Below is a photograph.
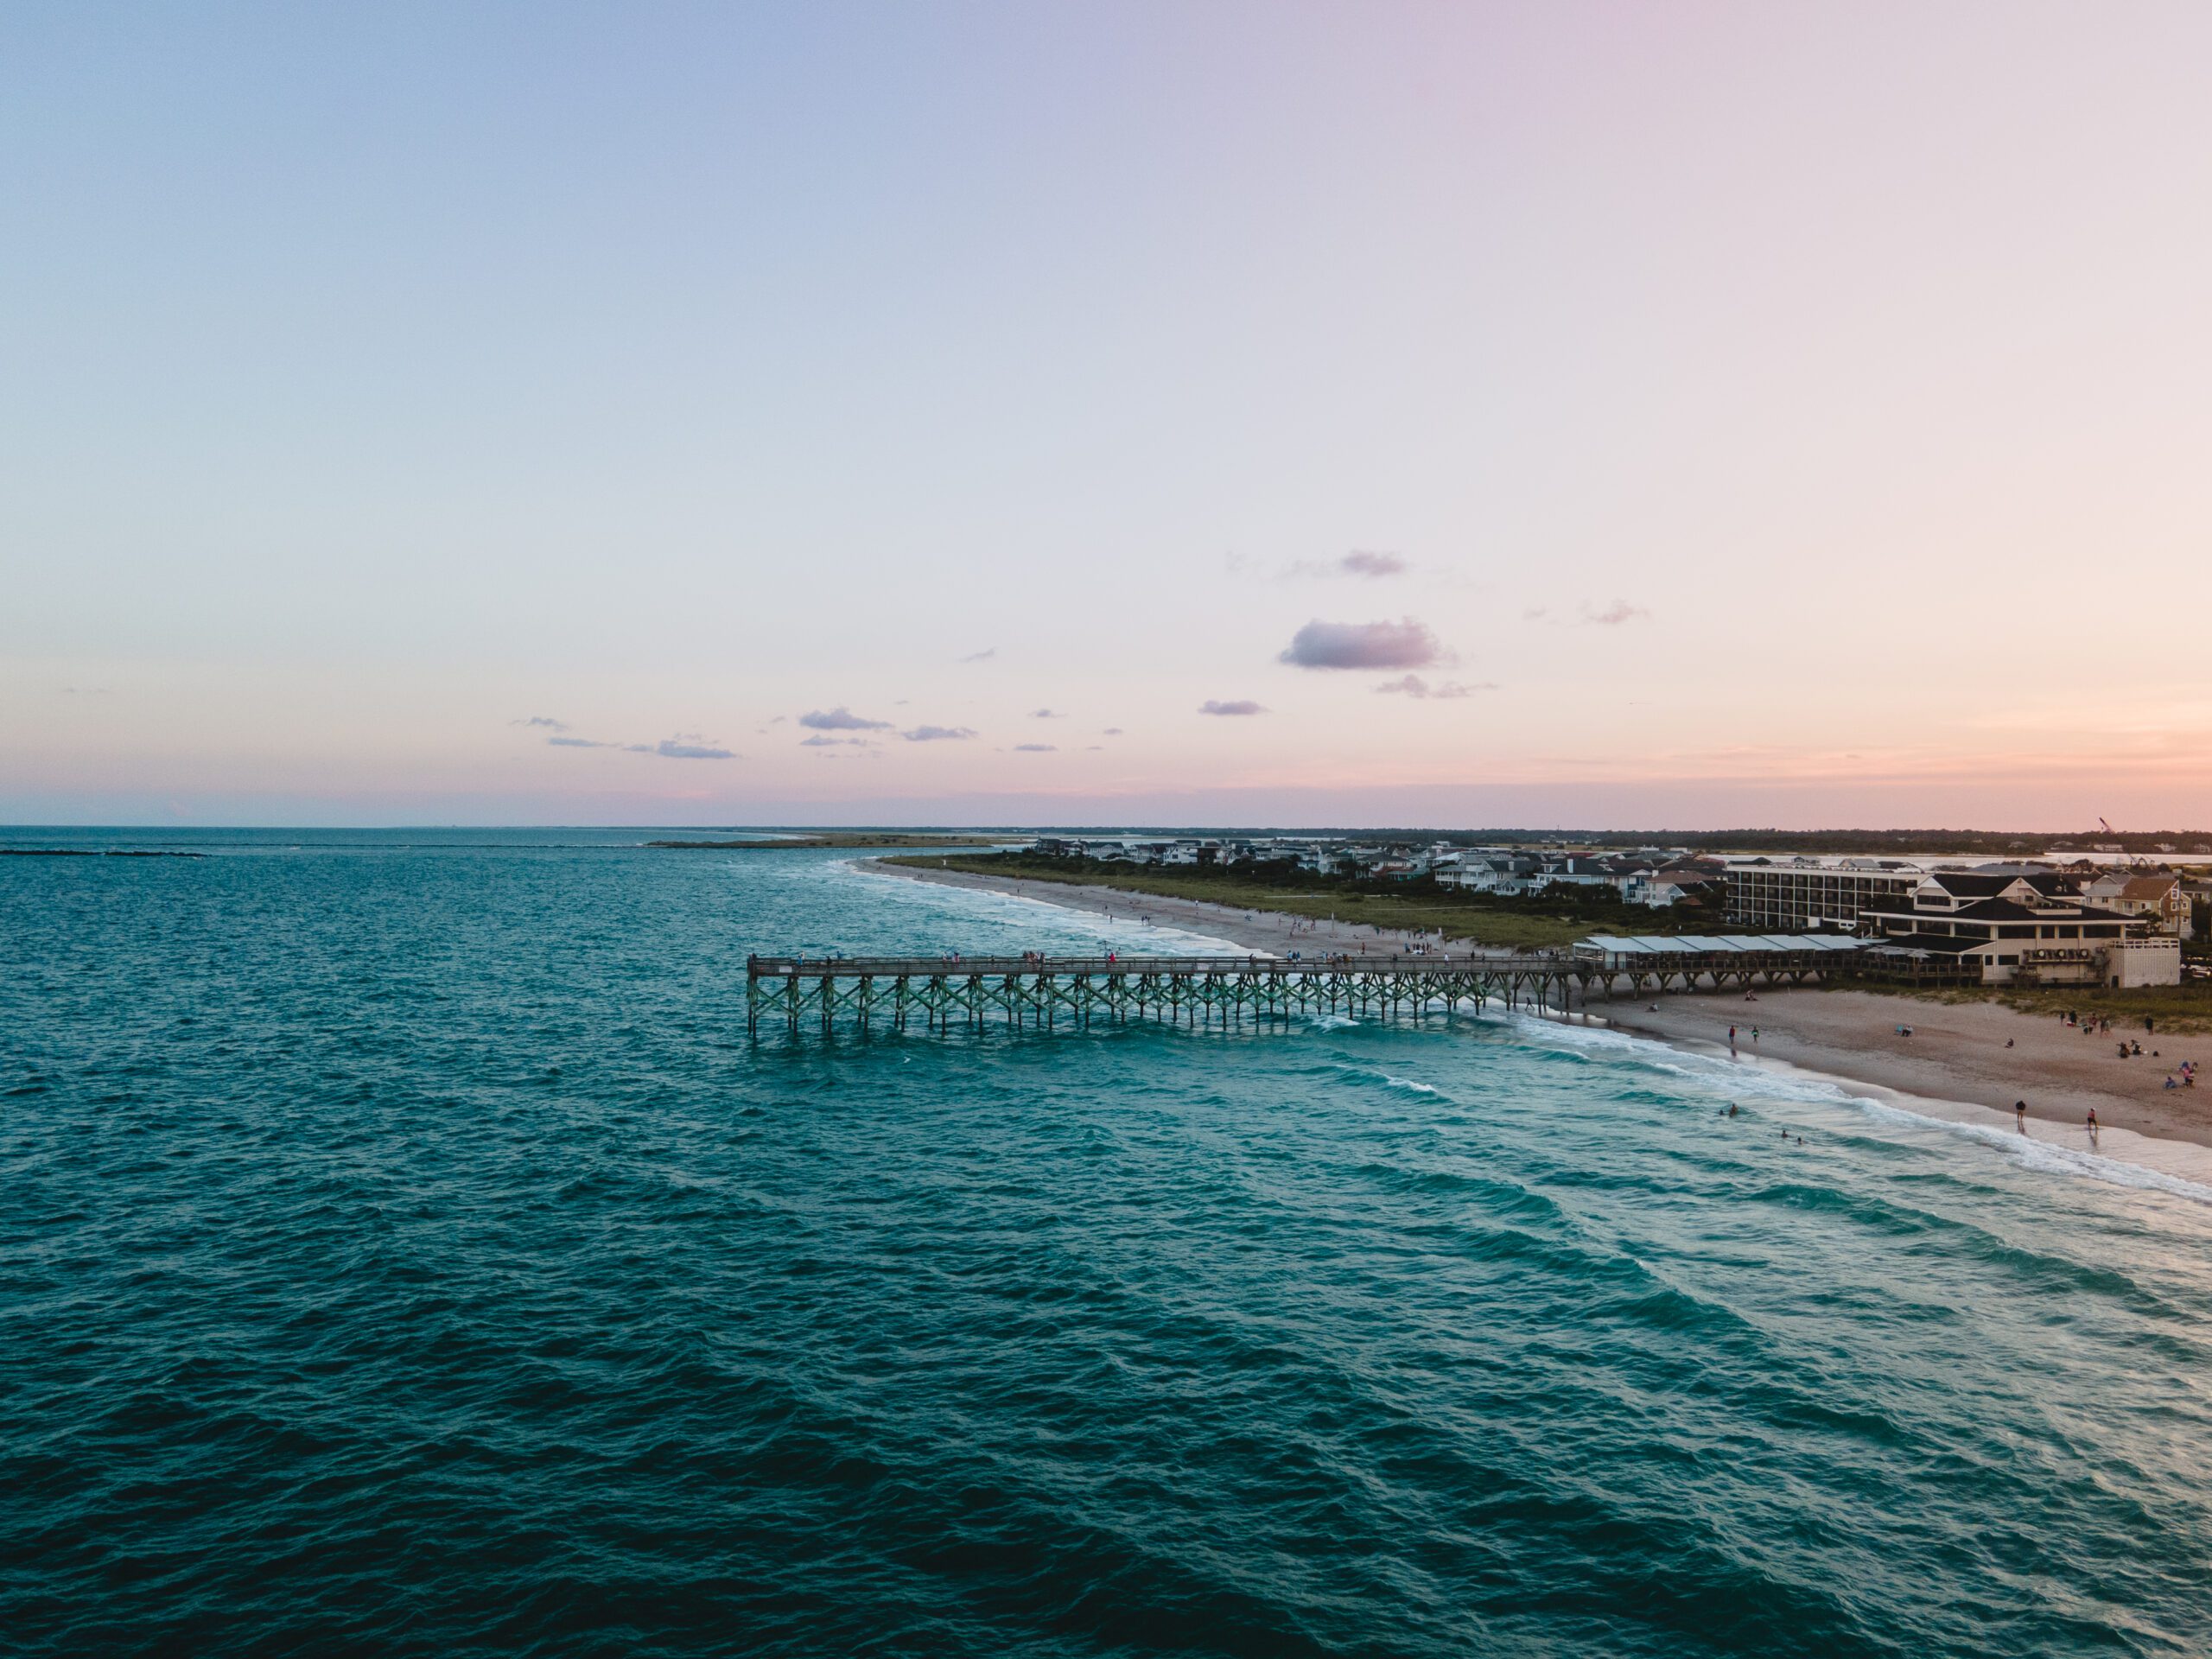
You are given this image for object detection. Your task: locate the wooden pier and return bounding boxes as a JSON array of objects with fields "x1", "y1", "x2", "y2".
[
  {"x1": 747, "y1": 951, "x2": 1595, "y2": 1037},
  {"x1": 747, "y1": 938, "x2": 1866, "y2": 1038}
]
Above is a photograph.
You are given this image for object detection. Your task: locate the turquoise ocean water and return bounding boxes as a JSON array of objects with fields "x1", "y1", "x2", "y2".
[{"x1": 3, "y1": 829, "x2": 2210, "y2": 1656}]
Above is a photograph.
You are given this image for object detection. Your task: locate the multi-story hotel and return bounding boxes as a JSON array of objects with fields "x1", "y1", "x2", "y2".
[{"x1": 1724, "y1": 858, "x2": 1927, "y2": 931}]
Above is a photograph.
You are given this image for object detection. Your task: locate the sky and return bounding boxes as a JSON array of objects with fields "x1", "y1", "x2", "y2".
[{"x1": 4, "y1": 1, "x2": 2211, "y2": 830}]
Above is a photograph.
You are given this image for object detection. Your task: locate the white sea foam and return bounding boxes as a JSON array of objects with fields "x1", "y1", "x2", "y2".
[
  {"x1": 1515, "y1": 1009, "x2": 2212, "y2": 1207},
  {"x1": 1382, "y1": 1075, "x2": 1447, "y2": 1096},
  {"x1": 834, "y1": 857, "x2": 1252, "y2": 956}
]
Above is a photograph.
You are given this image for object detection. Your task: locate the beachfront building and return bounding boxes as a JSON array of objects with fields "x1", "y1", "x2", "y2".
[
  {"x1": 2081, "y1": 871, "x2": 2189, "y2": 937},
  {"x1": 1858, "y1": 874, "x2": 2179, "y2": 987},
  {"x1": 1437, "y1": 854, "x2": 1539, "y2": 895},
  {"x1": 1624, "y1": 868, "x2": 1722, "y2": 908},
  {"x1": 1725, "y1": 857, "x2": 1926, "y2": 931}
]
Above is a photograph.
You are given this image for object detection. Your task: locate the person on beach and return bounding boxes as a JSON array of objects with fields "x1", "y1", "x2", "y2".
[
  {"x1": 2087, "y1": 1107, "x2": 2101, "y2": 1140},
  {"x1": 2015, "y1": 1100, "x2": 2027, "y2": 1130},
  {"x1": 1729, "y1": 1024, "x2": 1738, "y2": 1047}
]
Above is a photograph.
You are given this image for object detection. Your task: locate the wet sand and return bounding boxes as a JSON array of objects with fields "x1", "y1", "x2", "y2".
[
  {"x1": 1604, "y1": 989, "x2": 2210, "y2": 1150},
  {"x1": 870, "y1": 858, "x2": 2212, "y2": 1157}
]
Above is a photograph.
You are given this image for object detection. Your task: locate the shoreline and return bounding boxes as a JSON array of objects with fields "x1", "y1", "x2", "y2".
[
  {"x1": 863, "y1": 856, "x2": 1477, "y2": 957},
  {"x1": 865, "y1": 858, "x2": 2212, "y2": 1174}
]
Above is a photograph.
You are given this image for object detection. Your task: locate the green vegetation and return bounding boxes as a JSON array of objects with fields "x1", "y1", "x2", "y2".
[
  {"x1": 882, "y1": 850, "x2": 1723, "y2": 950},
  {"x1": 649, "y1": 834, "x2": 1007, "y2": 850}
]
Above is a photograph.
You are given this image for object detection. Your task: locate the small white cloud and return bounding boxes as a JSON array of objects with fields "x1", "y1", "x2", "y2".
[
  {"x1": 958, "y1": 647, "x2": 996, "y2": 663},
  {"x1": 1279, "y1": 617, "x2": 1441, "y2": 671},
  {"x1": 1285, "y1": 550, "x2": 1409, "y2": 580},
  {"x1": 1199, "y1": 699, "x2": 1267, "y2": 716},
  {"x1": 1014, "y1": 743, "x2": 1056, "y2": 753},
  {"x1": 1375, "y1": 674, "x2": 1497, "y2": 700},
  {"x1": 902, "y1": 725, "x2": 977, "y2": 741},
  {"x1": 1581, "y1": 599, "x2": 1650, "y2": 626},
  {"x1": 652, "y1": 739, "x2": 734, "y2": 760},
  {"x1": 800, "y1": 707, "x2": 892, "y2": 731}
]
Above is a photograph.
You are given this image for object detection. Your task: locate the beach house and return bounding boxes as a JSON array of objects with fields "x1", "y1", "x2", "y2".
[{"x1": 2081, "y1": 871, "x2": 2188, "y2": 937}]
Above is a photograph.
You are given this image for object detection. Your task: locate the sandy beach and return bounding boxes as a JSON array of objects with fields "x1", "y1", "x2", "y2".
[
  {"x1": 870, "y1": 858, "x2": 2212, "y2": 1157},
  {"x1": 1604, "y1": 990, "x2": 2212, "y2": 1149},
  {"x1": 867, "y1": 858, "x2": 1471, "y2": 956}
]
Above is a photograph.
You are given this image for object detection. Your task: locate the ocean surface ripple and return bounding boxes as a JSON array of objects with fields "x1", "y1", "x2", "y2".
[{"x1": 3, "y1": 829, "x2": 2210, "y2": 1657}]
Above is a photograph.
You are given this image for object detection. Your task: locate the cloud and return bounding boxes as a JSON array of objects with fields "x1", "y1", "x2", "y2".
[
  {"x1": 514, "y1": 715, "x2": 570, "y2": 730},
  {"x1": 1014, "y1": 743, "x2": 1057, "y2": 753},
  {"x1": 1374, "y1": 674, "x2": 1496, "y2": 699},
  {"x1": 1200, "y1": 699, "x2": 1267, "y2": 716},
  {"x1": 1030, "y1": 708, "x2": 1062, "y2": 719},
  {"x1": 1288, "y1": 550, "x2": 1408, "y2": 579},
  {"x1": 800, "y1": 706, "x2": 892, "y2": 731},
  {"x1": 901, "y1": 725, "x2": 977, "y2": 741},
  {"x1": 958, "y1": 647, "x2": 996, "y2": 663},
  {"x1": 1102, "y1": 727, "x2": 1123, "y2": 736},
  {"x1": 650, "y1": 739, "x2": 734, "y2": 760},
  {"x1": 547, "y1": 730, "x2": 734, "y2": 758},
  {"x1": 1582, "y1": 599, "x2": 1650, "y2": 626},
  {"x1": 799, "y1": 734, "x2": 870, "y2": 747},
  {"x1": 1526, "y1": 601, "x2": 1651, "y2": 628},
  {"x1": 1278, "y1": 617, "x2": 1441, "y2": 671},
  {"x1": 1339, "y1": 550, "x2": 1406, "y2": 577}
]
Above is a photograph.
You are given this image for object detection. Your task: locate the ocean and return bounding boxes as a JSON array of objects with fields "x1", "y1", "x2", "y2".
[{"x1": 3, "y1": 830, "x2": 2209, "y2": 1657}]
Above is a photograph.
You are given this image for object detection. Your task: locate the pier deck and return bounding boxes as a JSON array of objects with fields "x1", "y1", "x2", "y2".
[
  {"x1": 748, "y1": 952, "x2": 1574, "y2": 1036},
  {"x1": 746, "y1": 942, "x2": 1859, "y2": 1036}
]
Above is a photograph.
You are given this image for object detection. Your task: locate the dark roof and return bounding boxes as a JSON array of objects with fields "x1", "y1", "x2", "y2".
[
  {"x1": 1865, "y1": 898, "x2": 2135, "y2": 925},
  {"x1": 1922, "y1": 870, "x2": 2076, "y2": 899}
]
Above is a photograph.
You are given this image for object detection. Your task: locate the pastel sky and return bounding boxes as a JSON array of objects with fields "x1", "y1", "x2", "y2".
[{"x1": 6, "y1": 2, "x2": 2211, "y2": 829}]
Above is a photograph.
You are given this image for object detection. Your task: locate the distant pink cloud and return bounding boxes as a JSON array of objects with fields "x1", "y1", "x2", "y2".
[{"x1": 1280, "y1": 618, "x2": 1441, "y2": 671}]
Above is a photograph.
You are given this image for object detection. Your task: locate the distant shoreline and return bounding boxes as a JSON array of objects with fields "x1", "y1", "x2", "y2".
[
  {"x1": 864, "y1": 857, "x2": 2212, "y2": 1170},
  {"x1": 649, "y1": 835, "x2": 1006, "y2": 851}
]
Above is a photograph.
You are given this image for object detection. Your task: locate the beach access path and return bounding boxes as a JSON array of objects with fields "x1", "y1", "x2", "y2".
[{"x1": 869, "y1": 858, "x2": 2212, "y2": 1150}]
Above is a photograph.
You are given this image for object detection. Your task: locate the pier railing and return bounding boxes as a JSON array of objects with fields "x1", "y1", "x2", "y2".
[
  {"x1": 749, "y1": 951, "x2": 1580, "y2": 1037},
  {"x1": 745, "y1": 945, "x2": 1859, "y2": 1037}
]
